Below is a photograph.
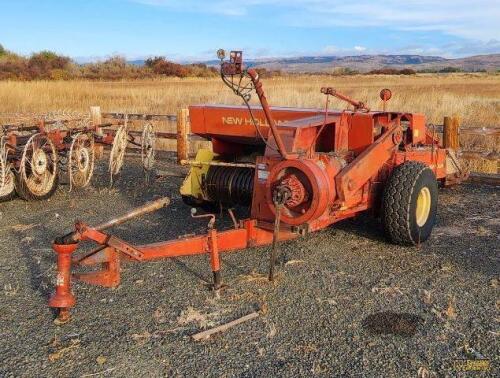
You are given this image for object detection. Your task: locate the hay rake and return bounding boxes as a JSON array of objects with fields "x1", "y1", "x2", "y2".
[{"x1": 0, "y1": 113, "x2": 156, "y2": 201}]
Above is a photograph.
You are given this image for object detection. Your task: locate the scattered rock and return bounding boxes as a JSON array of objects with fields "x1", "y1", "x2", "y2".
[
  {"x1": 371, "y1": 286, "x2": 405, "y2": 296},
  {"x1": 490, "y1": 278, "x2": 499, "y2": 288},
  {"x1": 266, "y1": 322, "x2": 277, "y2": 338},
  {"x1": 131, "y1": 332, "x2": 151, "y2": 345},
  {"x1": 443, "y1": 296, "x2": 457, "y2": 320},
  {"x1": 153, "y1": 307, "x2": 167, "y2": 324},
  {"x1": 177, "y1": 306, "x2": 217, "y2": 328},
  {"x1": 285, "y1": 259, "x2": 305, "y2": 266},
  {"x1": 417, "y1": 366, "x2": 436, "y2": 378},
  {"x1": 420, "y1": 289, "x2": 433, "y2": 305},
  {"x1": 11, "y1": 223, "x2": 40, "y2": 232},
  {"x1": 48, "y1": 339, "x2": 80, "y2": 362}
]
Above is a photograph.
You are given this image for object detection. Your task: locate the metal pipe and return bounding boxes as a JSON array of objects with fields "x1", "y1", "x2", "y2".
[
  {"x1": 180, "y1": 160, "x2": 256, "y2": 168},
  {"x1": 247, "y1": 69, "x2": 292, "y2": 159},
  {"x1": 55, "y1": 197, "x2": 170, "y2": 245},
  {"x1": 94, "y1": 197, "x2": 170, "y2": 231},
  {"x1": 321, "y1": 87, "x2": 370, "y2": 112}
]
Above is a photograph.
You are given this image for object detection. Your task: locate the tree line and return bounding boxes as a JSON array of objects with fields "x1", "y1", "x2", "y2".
[
  {"x1": 0, "y1": 44, "x2": 482, "y2": 80},
  {"x1": 0, "y1": 44, "x2": 219, "y2": 80}
]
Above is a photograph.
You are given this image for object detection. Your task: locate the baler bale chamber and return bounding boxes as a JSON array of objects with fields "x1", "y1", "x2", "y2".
[
  {"x1": 48, "y1": 50, "x2": 467, "y2": 323},
  {"x1": 181, "y1": 101, "x2": 464, "y2": 230}
]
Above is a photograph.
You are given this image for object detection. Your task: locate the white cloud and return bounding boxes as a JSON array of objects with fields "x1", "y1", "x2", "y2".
[
  {"x1": 322, "y1": 45, "x2": 339, "y2": 54},
  {"x1": 132, "y1": 0, "x2": 500, "y2": 41},
  {"x1": 354, "y1": 46, "x2": 366, "y2": 52}
]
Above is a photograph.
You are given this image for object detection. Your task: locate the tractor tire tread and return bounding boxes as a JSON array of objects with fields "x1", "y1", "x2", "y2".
[{"x1": 382, "y1": 161, "x2": 435, "y2": 245}]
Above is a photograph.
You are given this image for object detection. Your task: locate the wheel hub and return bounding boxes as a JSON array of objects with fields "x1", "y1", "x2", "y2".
[
  {"x1": 33, "y1": 149, "x2": 48, "y2": 175},
  {"x1": 416, "y1": 187, "x2": 431, "y2": 227},
  {"x1": 279, "y1": 174, "x2": 308, "y2": 208},
  {"x1": 77, "y1": 148, "x2": 90, "y2": 172}
]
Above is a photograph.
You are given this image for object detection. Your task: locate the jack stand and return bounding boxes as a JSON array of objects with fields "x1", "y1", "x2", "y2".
[
  {"x1": 49, "y1": 243, "x2": 78, "y2": 324},
  {"x1": 208, "y1": 228, "x2": 223, "y2": 292},
  {"x1": 54, "y1": 308, "x2": 72, "y2": 325}
]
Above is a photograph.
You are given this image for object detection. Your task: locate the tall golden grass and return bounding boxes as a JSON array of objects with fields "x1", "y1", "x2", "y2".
[
  {"x1": 0, "y1": 73, "x2": 498, "y2": 171},
  {"x1": 0, "y1": 74, "x2": 498, "y2": 125}
]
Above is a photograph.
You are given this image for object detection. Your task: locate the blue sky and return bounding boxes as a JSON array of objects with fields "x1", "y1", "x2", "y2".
[{"x1": 1, "y1": 0, "x2": 499, "y2": 61}]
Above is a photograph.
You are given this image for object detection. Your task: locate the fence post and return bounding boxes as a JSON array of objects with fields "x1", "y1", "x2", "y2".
[
  {"x1": 177, "y1": 108, "x2": 189, "y2": 163},
  {"x1": 443, "y1": 116, "x2": 459, "y2": 149},
  {"x1": 90, "y1": 106, "x2": 104, "y2": 158}
]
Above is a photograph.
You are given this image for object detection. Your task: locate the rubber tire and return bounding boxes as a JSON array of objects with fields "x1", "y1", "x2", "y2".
[
  {"x1": 382, "y1": 161, "x2": 438, "y2": 245},
  {"x1": 15, "y1": 172, "x2": 59, "y2": 201}
]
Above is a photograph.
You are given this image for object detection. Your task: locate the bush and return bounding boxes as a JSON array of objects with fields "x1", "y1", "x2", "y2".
[
  {"x1": 186, "y1": 63, "x2": 218, "y2": 77},
  {"x1": 330, "y1": 67, "x2": 359, "y2": 76},
  {"x1": 0, "y1": 53, "x2": 28, "y2": 80},
  {"x1": 253, "y1": 68, "x2": 283, "y2": 78},
  {"x1": 439, "y1": 66, "x2": 462, "y2": 73},
  {"x1": 145, "y1": 56, "x2": 189, "y2": 77},
  {"x1": 27, "y1": 51, "x2": 72, "y2": 79},
  {"x1": 367, "y1": 68, "x2": 416, "y2": 75},
  {"x1": 81, "y1": 56, "x2": 152, "y2": 80},
  {"x1": 0, "y1": 44, "x2": 242, "y2": 80},
  {"x1": 399, "y1": 68, "x2": 417, "y2": 75}
]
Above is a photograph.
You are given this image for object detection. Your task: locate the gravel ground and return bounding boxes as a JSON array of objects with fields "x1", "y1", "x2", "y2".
[{"x1": 0, "y1": 155, "x2": 498, "y2": 377}]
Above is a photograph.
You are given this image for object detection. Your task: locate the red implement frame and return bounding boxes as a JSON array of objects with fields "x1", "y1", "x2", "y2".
[
  {"x1": 48, "y1": 50, "x2": 466, "y2": 324},
  {"x1": 49, "y1": 197, "x2": 297, "y2": 322}
]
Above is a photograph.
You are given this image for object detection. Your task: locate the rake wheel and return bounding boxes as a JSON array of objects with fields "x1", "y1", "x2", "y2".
[
  {"x1": 16, "y1": 133, "x2": 59, "y2": 200},
  {"x1": 0, "y1": 139, "x2": 15, "y2": 202},
  {"x1": 109, "y1": 125, "x2": 128, "y2": 183},
  {"x1": 69, "y1": 133, "x2": 95, "y2": 190},
  {"x1": 141, "y1": 123, "x2": 156, "y2": 171}
]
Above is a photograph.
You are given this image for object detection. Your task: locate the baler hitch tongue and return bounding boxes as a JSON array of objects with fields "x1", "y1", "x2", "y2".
[{"x1": 49, "y1": 197, "x2": 170, "y2": 324}]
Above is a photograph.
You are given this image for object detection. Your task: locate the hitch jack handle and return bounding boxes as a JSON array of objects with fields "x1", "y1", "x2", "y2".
[
  {"x1": 190, "y1": 208, "x2": 222, "y2": 290},
  {"x1": 56, "y1": 197, "x2": 170, "y2": 245}
]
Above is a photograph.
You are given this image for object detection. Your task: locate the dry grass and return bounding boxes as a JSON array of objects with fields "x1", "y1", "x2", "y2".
[
  {"x1": 0, "y1": 74, "x2": 498, "y2": 126},
  {"x1": 0, "y1": 73, "x2": 498, "y2": 171}
]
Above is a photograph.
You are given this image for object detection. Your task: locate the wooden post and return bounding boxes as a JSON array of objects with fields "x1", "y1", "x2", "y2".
[
  {"x1": 191, "y1": 312, "x2": 259, "y2": 341},
  {"x1": 177, "y1": 108, "x2": 189, "y2": 163},
  {"x1": 443, "y1": 116, "x2": 459, "y2": 149},
  {"x1": 451, "y1": 115, "x2": 460, "y2": 149},
  {"x1": 90, "y1": 106, "x2": 102, "y2": 132},
  {"x1": 90, "y1": 106, "x2": 104, "y2": 158}
]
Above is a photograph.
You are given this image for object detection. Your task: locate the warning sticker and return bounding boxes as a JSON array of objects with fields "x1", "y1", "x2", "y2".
[{"x1": 258, "y1": 170, "x2": 269, "y2": 181}]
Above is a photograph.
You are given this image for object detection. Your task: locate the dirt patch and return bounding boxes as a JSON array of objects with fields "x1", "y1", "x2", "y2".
[{"x1": 363, "y1": 312, "x2": 424, "y2": 337}]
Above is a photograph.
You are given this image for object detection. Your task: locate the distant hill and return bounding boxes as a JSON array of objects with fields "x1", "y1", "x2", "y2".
[{"x1": 198, "y1": 53, "x2": 500, "y2": 73}]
